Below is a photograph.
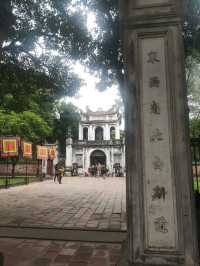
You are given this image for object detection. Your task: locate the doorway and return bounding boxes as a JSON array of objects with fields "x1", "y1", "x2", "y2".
[{"x1": 90, "y1": 149, "x2": 106, "y2": 166}]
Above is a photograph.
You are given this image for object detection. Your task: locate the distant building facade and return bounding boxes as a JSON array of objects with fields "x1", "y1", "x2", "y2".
[{"x1": 65, "y1": 107, "x2": 125, "y2": 175}]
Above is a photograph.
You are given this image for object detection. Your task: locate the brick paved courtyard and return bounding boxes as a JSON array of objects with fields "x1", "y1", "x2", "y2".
[
  {"x1": 0, "y1": 238, "x2": 122, "y2": 266},
  {"x1": 0, "y1": 177, "x2": 126, "y2": 231}
]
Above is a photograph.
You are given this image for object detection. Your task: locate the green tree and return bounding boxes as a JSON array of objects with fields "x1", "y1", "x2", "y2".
[
  {"x1": 53, "y1": 102, "x2": 80, "y2": 157},
  {"x1": 184, "y1": 0, "x2": 200, "y2": 57},
  {"x1": 190, "y1": 118, "x2": 200, "y2": 137},
  {"x1": 0, "y1": 0, "x2": 87, "y2": 141},
  {"x1": 0, "y1": 0, "x2": 90, "y2": 91},
  {"x1": 186, "y1": 54, "x2": 200, "y2": 118},
  {"x1": 0, "y1": 1, "x2": 14, "y2": 57},
  {"x1": 1, "y1": 0, "x2": 200, "y2": 141},
  {"x1": 1, "y1": 0, "x2": 200, "y2": 93},
  {"x1": 0, "y1": 62, "x2": 81, "y2": 133},
  {"x1": 0, "y1": 109, "x2": 52, "y2": 177},
  {"x1": 0, "y1": 109, "x2": 51, "y2": 144}
]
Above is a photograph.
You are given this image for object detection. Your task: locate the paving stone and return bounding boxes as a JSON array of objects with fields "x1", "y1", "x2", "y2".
[
  {"x1": 68, "y1": 263, "x2": 88, "y2": 266},
  {"x1": 44, "y1": 251, "x2": 59, "y2": 260},
  {"x1": 54, "y1": 255, "x2": 71, "y2": 263},
  {"x1": 0, "y1": 177, "x2": 126, "y2": 231},
  {"x1": 76, "y1": 246, "x2": 93, "y2": 255},
  {"x1": 60, "y1": 248, "x2": 76, "y2": 256},
  {"x1": 16, "y1": 260, "x2": 33, "y2": 266},
  {"x1": 72, "y1": 254, "x2": 91, "y2": 262},
  {"x1": 0, "y1": 177, "x2": 125, "y2": 265},
  {"x1": 93, "y1": 250, "x2": 108, "y2": 258},
  {"x1": 50, "y1": 263, "x2": 69, "y2": 266},
  {"x1": 33, "y1": 258, "x2": 51, "y2": 266},
  {"x1": 0, "y1": 239, "x2": 122, "y2": 266},
  {"x1": 88, "y1": 257, "x2": 107, "y2": 266}
]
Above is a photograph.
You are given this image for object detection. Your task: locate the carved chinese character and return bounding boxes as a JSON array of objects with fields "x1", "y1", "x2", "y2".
[
  {"x1": 150, "y1": 129, "x2": 163, "y2": 142},
  {"x1": 150, "y1": 101, "x2": 160, "y2": 115},
  {"x1": 153, "y1": 156, "x2": 163, "y2": 170},
  {"x1": 147, "y1": 51, "x2": 160, "y2": 64},
  {"x1": 149, "y1": 76, "x2": 160, "y2": 88},
  {"x1": 152, "y1": 186, "x2": 166, "y2": 201},
  {"x1": 154, "y1": 216, "x2": 168, "y2": 233}
]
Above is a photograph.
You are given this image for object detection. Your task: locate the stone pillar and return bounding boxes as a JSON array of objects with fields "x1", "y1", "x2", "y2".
[
  {"x1": 120, "y1": 1, "x2": 198, "y2": 265},
  {"x1": 85, "y1": 148, "x2": 90, "y2": 170},
  {"x1": 82, "y1": 147, "x2": 85, "y2": 171},
  {"x1": 122, "y1": 142, "x2": 126, "y2": 171},
  {"x1": 88, "y1": 125, "x2": 94, "y2": 141},
  {"x1": 65, "y1": 138, "x2": 73, "y2": 168},
  {"x1": 105, "y1": 124, "x2": 110, "y2": 140},
  {"x1": 41, "y1": 160, "x2": 47, "y2": 176},
  {"x1": 116, "y1": 123, "x2": 120, "y2": 140},
  {"x1": 79, "y1": 124, "x2": 83, "y2": 141}
]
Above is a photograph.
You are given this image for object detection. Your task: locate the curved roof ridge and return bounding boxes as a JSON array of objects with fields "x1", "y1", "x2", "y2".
[{"x1": 83, "y1": 105, "x2": 118, "y2": 116}]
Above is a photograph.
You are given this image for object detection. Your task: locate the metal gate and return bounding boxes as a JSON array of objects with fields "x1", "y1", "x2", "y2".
[{"x1": 191, "y1": 138, "x2": 200, "y2": 246}]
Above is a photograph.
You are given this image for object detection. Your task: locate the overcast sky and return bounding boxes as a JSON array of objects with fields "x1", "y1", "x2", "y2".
[
  {"x1": 65, "y1": 62, "x2": 121, "y2": 112},
  {"x1": 64, "y1": 7, "x2": 122, "y2": 112}
]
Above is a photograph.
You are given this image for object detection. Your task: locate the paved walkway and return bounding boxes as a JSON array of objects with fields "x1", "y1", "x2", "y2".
[
  {"x1": 0, "y1": 177, "x2": 126, "y2": 231},
  {"x1": 0, "y1": 238, "x2": 122, "y2": 266}
]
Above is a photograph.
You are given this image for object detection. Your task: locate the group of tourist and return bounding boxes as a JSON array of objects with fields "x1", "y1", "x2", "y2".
[
  {"x1": 87, "y1": 163, "x2": 109, "y2": 177},
  {"x1": 54, "y1": 162, "x2": 124, "y2": 181},
  {"x1": 86, "y1": 163, "x2": 124, "y2": 177},
  {"x1": 71, "y1": 163, "x2": 78, "y2": 176}
]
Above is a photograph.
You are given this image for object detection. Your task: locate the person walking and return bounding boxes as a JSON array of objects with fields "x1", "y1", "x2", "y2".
[
  {"x1": 58, "y1": 165, "x2": 64, "y2": 184},
  {"x1": 54, "y1": 163, "x2": 59, "y2": 182}
]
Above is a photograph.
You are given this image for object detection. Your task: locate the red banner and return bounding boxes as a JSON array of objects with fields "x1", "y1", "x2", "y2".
[
  {"x1": 0, "y1": 137, "x2": 20, "y2": 158},
  {"x1": 22, "y1": 142, "x2": 32, "y2": 158},
  {"x1": 37, "y1": 145, "x2": 48, "y2": 160},
  {"x1": 48, "y1": 146, "x2": 57, "y2": 160}
]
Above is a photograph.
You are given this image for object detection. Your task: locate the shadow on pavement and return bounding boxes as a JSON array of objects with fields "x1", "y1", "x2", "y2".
[{"x1": 0, "y1": 252, "x2": 4, "y2": 266}]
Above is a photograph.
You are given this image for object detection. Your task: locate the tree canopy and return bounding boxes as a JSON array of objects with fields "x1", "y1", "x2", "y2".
[
  {"x1": 53, "y1": 102, "x2": 80, "y2": 156},
  {"x1": 0, "y1": 0, "x2": 86, "y2": 147},
  {"x1": 0, "y1": 109, "x2": 51, "y2": 143},
  {"x1": 1, "y1": 0, "x2": 200, "y2": 145},
  {"x1": 1, "y1": 0, "x2": 200, "y2": 98}
]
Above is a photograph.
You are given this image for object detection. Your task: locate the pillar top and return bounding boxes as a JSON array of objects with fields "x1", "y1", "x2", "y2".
[{"x1": 120, "y1": 0, "x2": 183, "y2": 25}]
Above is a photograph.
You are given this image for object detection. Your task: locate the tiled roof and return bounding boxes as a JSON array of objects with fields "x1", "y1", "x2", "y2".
[{"x1": 82, "y1": 106, "x2": 118, "y2": 116}]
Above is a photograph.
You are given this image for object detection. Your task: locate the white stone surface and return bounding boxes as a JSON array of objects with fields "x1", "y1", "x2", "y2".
[
  {"x1": 68, "y1": 108, "x2": 125, "y2": 173},
  {"x1": 141, "y1": 37, "x2": 177, "y2": 249},
  {"x1": 78, "y1": 124, "x2": 83, "y2": 140},
  {"x1": 42, "y1": 160, "x2": 47, "y2": 174}
]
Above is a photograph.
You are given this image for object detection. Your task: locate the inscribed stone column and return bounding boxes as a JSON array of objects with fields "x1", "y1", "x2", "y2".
[{"x1": 120, "y1": 1, "x2": 199, "y2": 265}]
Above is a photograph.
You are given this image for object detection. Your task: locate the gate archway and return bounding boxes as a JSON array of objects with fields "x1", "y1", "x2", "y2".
[{"x1": 90, "y1": 149, "x2": 106, "y2": 167}]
